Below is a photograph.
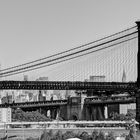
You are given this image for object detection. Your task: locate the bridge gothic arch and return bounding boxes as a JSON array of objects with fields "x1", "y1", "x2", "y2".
[{"x1": 70, "y1": 113, "x2": 79, "y2": 121}]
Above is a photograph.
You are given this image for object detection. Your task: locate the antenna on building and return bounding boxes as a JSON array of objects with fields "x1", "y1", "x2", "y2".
[{"x1": 122, "y1": 67, "x2": 126, "y2": 82}]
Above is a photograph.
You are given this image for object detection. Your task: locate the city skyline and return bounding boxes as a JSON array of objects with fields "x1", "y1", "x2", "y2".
[{"x1": 0, "y1": 1, "x2": 139, "y2": 136}]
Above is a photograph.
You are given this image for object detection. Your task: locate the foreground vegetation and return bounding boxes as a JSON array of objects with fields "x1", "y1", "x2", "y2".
[
  {"x1": 12, "y1": 109, "x2": 51, "y2": 122},
  {"x1": 12, "y1": 108, "x2": 135, "y2": 122},
  {"x1": 25, "y1": 129, "x2": 137, "y2": 140},
  {"x1": 108, "y1": 111, "x2": 136, "y2": 121}
]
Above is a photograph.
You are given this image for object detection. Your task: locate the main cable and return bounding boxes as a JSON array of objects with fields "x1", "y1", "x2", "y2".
[
  {"x1": 0, "y1": 31, "x2": 137, "y2": 76},
  {"x1": 0, "y1": 36, "x2": 137, "y2": 78},
  {"x1": 0, "y1": 26, "x2": 136, "y2": 72}
]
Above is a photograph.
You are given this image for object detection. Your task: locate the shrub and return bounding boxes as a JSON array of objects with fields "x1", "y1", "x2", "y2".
[
  {"x1": 53, "y1": 130, "x2": 63, "y2": 140},
  {"x1": 40, "y1": 130, "x2": 54, "y2": 140},
  {"x1": 12, "y1": 109, "x2": 51, "y2": 122},
  {"x1": 91, "y1": 130, "x2": 98, "y2": 140},
  {"x1": 97, "y1": 131, "x2": 105, "y2": 140},
  {"x1": 79, "y1": 131, "x2": 91, "y2": 140},
  {"x1": 106, "y1": 132, "x2": 115, "y2": 140},
  {"x1": 37, "y1": 130, "x2": 117, "y2": 140},
  {"x1": 125, "y1": 129, "x2": 135, "y2": 140},
  {"x1": 62, "y1": 131, "x2": 77, "y2": 140}
]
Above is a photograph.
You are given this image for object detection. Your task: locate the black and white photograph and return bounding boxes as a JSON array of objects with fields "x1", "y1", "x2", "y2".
[{"x1": 0, "y1": 0, "x2": 140, "y2": 139}]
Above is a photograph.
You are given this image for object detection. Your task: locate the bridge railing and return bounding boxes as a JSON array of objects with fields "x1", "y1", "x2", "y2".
[
  {"x1": 0, "y1": 120, "x2": 138, "y2": 129},
  {"x1": 84, "y1": 95, "x2": 136, "y2": 104}
]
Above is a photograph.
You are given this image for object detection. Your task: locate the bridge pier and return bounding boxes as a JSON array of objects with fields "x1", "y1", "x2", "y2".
[
  {"x1": 85, "y1": 105, "x2": 90, "y2": 120},
  {"x1": 38, "y1": 107, "x2": 48, "y2": 117},
  {"x1": 66, "y1": 99, "x2": 81, "y2": 120},
  {"x1": 50, "y1": 108, "x2": 56, "y2": 119},
  {"x1": 136, "y1": 20, "x2": 140, "y2": 127},
  {"x1": 91, "y1": 106, "x2": 105, "y2": 120},
  {"x1": 84, "y1": 105, "x2": 105, "y2": 120},
  {"x1": 136, "y1": 90, "x2": 140, "y2": 126}
]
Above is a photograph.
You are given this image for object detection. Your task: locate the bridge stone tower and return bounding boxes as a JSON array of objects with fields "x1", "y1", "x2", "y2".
[
  {"x1": 66, "y1": 96, "x2": 83, "y2": 120},
  {"x1": 61, "y1": 93, "x2": 87, "y2": 120},
  {"x1": 136, "y1": 21, "x2": 140, "y2": 126}
]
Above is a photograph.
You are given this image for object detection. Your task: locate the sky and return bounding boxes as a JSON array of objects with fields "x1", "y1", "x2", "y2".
[{"x1": 0, "y1": 0, "x2": 140, "y2": 81}]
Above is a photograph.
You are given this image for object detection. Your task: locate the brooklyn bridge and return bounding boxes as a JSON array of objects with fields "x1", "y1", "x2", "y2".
[{"x1": 0, "y1": 21, "x2": 140, "y2": 125}]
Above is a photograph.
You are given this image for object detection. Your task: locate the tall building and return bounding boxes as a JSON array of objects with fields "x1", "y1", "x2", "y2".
[{"x1": 36, "y1": 77, "x2": 48, "y2": 101}]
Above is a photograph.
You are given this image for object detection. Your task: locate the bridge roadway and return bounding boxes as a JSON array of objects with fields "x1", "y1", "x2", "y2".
[
  {"x1": 0, "y1": 99, "x2": 67, "y2": 108},
  {"x1": 0, "y1": 81, "x2": 137, "y2": 91},
  {"x1": 85, "y1": 97, "x2": 136, "y2": 105},
  {"x1": 0, "y1": 97, "x2": 135, "y2": 108}
]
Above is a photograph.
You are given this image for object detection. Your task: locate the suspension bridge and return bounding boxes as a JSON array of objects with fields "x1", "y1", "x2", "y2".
[{"x1": 0, "y1": 21, "x2": 140, "y2": 124}]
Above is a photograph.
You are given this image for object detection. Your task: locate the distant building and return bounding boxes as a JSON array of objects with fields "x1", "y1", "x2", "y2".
[
  {"x1": 1, "y1": 95, "x2": 13, "y2": 104},
  {"x1": 53, "y1": 90, "x2": 61, "y2": 100},
  {"x1": 23, "y1": 75, "x2": 28, "y2": 81},
  {"x1": 52, "y1": 90, "x2": 66, "y2": 100},
  {"x1": 120, "y1": 103, "x2": 136, "y2": 114},
  {"x1": 65, "y1": 90, "x2": 77, "y2": 99},
  {"x1": 36, "y1": 77, "x2": 48, "y2": 81},
  {"x1": 36, "y1": 77, "x2": 48, "y2": 101},
  {"x1": 38, "y1": 90, "x2": 46, "y2": 101},
  {"x1": 0, "y1": 108, "x2": 11, "y2": 123},
  {"x1": 32, "y1": 94, "x2": 38, "y2": 102},
  {"x1": 89, "y1": 75, "x2": 105, "y2": 82}
]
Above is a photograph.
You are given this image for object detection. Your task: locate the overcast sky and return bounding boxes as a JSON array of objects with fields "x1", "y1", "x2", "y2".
[{"x1": 0, "y1": 0, "x2": 140, "y2": 81}]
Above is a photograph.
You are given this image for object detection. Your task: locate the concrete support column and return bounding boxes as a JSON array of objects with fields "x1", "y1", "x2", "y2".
[
  {"x1": 50, "y1": 108, "x2": 58, "y2": 119},
  {"x1": 50, "y1": 109, "x2": 53, "y2": 119},
  {"x1": 56, "y1": 108, "x2": 60, "y2": 119},
  {"x1": 39, "y1": 108, "x2": 42, "y2": 114},
  {"x1": 97, "y1": 106, "x2": 104, "y2": 120},
  {"x1": 85, "y1": 106, "x2": 90, "y2": 120},
  {"x1": 104, "y1": 106, "x2": 108, "y2": 119},
  {"x1": 92, "y1": 107, "x2": 97, "y2": 120},
  {"x1": 47, "y1": 110, "x2": 51, "y2": 118}
]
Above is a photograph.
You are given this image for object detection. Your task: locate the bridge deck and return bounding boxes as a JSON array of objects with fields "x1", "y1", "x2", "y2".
[
  {"x1": 85, "y1": 98, "x2": 136, "y2": 105},
  {"x1": 0, "y1": 100, "x2": 67, "y2": 108},
  {"x1": 0, "y1": 81, "x2": 137, "y2": 91}
]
